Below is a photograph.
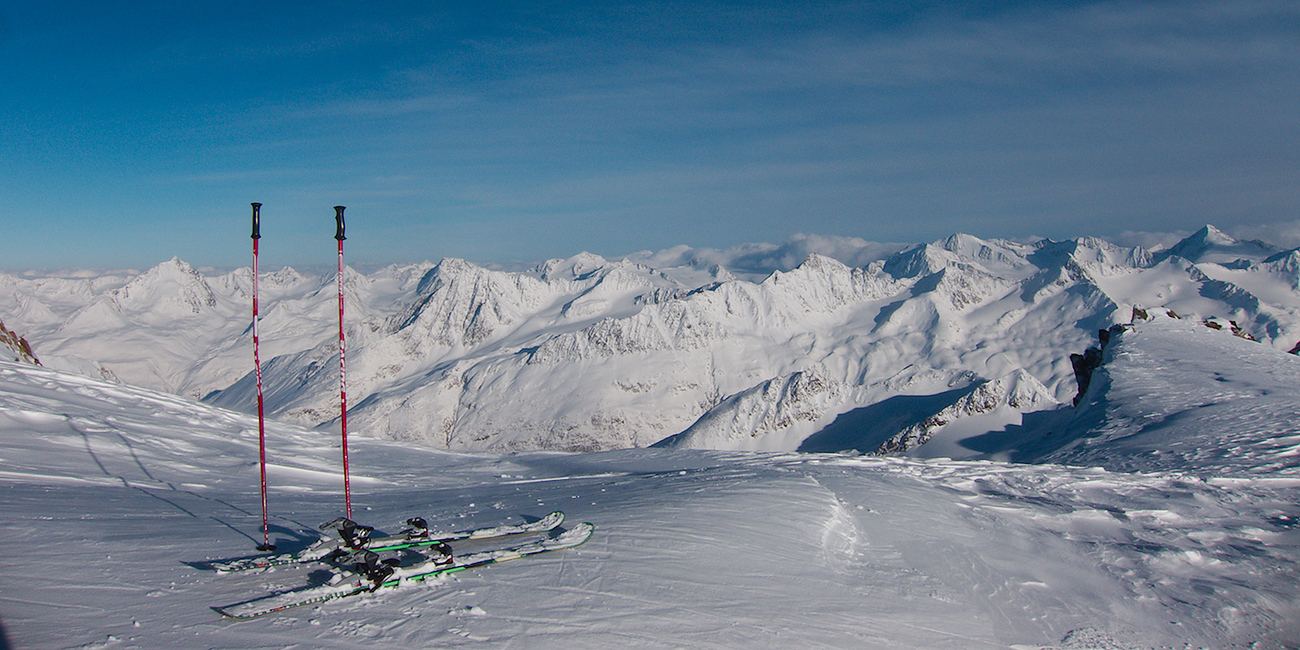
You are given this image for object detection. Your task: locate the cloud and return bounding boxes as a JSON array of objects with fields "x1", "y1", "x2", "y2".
[
  {"x1": 624, "y1": 233, "x2": 906, "y2": 279},
  {"x1": 301, "y1": 0, "x2": 1300, "y2": 171},
  {"x1": 1110, "y1": 229, "x2": 1195, "y2": 251},
  {"x1": 12, "y1": 0, "x2": 1299, "y2": 269},
  {"x1": 380, "y1": 0, "x2": 1300, "y2": 111},
  {"x1": 150, "y1": 1, "x2": 1300, "y2": 263},
  {"x1": 1229, "y1": 220, "x2": 1300, "y2": 250}
]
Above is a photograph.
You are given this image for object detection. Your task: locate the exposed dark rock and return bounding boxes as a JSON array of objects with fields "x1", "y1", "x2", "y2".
[
  {"x1": 1070, "y1": 324, "x2": 1130, "y2": 407},
  {"x1": 1070, "y1": 349, "x2": 1103, "y2": 406},
  {"x1": 0, "y1": 321, "x2": 40, "y2": 366}
]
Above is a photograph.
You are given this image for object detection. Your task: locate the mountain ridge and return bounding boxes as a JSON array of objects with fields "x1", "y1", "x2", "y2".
[{"x1": 4, "y1": 225, "x2": 1298, "y2": 454}]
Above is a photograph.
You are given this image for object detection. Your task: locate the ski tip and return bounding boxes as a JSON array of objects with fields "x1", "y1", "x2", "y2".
[
  {"x1": 212, "y1": 606, "x2": 240, "y2": 620},
  {"x1": 565, "y1": 522, "x2": 596, "y2": 545}
]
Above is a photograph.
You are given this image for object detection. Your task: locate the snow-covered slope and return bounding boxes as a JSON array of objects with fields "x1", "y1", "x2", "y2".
[
  {"x1": 6, "y1": 226, "x2": 1300, "y2": 454},
  {"x1": 958, "y1": 312, "x2": 1300, "y2": 476},
  {"x1": 1, "y1": 359, "x2": 1297, "y2": 649},
  {"x1": 0, "y1": 259, "x2": 429, "y2": 400}
]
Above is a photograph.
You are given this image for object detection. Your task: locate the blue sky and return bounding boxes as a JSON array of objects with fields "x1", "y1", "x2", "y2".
[{"x1": 2, "y1": 0, "x2": 1298, "y2": 270}]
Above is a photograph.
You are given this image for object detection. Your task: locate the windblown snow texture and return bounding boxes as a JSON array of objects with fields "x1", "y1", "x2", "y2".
[{"x1": 0, "y1": 353, "x2": 1296, "y2": 648}]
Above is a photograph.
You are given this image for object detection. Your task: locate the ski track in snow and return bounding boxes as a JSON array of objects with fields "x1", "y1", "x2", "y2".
[{"x1": 1, "y1": 361, "x2": 1298, "y2": 648}]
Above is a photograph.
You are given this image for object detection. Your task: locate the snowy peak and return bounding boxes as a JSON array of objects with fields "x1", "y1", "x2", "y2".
[
  {"x1": 535, "y1": 251, "x2": 613, "y2": 282},
  {"x1": 882, "y1": 243, "x2": 962, "y2": 279},
  {"x1": 884, "y1": 234, "x2": 1039, "y2": 281},
  {"x1": 937, "y1": 233, "x2": 1031, "y2": 271},
  {"x1": 394, "y1": 258, "x2": 550, "y2": 347},
  {"x1": 370, "y1": 260, "x2": 437, "y2": 291},
  {"x1": 1062, "y1": 237, "x2": 1153, "y2": 275},
  {"x1": 1159, "y1": 224, "x2": 1278, "y2": 265},
  {"x1": 110, "y1": 257, "x2": 217, "y2": 316},
  {"x1": 1255, "y1": 248, "x2": 1300, "y2": 290},
  {"x1": 761, "y1": 253, "x2": 898, "y2": 312},
  {"x1": 1187, "y1": 224, "x2": 1236, "y2": 248}
]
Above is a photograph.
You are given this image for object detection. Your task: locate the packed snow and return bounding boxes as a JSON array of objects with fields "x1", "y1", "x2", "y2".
[{"x1": 2, "y1": 227, "x2": 1299, "y2": 647}]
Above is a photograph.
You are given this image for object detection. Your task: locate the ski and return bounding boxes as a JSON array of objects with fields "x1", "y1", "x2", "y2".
[
  {"x1": 202, "y1": 511, "x2": 565, "y2": 573},
  {"x1": 214, "y1": 522, "x2": 594, "y2": 620}
]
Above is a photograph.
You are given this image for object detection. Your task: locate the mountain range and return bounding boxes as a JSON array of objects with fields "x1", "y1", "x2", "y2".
[{"x1": 3, "y1": 225, "x2": 1298, "y2": 456}]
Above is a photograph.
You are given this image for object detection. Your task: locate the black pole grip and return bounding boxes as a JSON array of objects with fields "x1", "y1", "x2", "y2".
[
  {"x1": 251, "y1": 203, "x2": 261, "y2": 240},
  {"x1": 334, "y1": 206, "x2": 346, "y2": 241}
]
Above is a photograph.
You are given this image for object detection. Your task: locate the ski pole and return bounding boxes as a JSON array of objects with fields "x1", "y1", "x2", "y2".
[
  {"x1": 251, "y1": 203, "x2": 275, "y2": 551},
  {"x1": 334, "y1": 206, "x2": 352, "y2": 519}
]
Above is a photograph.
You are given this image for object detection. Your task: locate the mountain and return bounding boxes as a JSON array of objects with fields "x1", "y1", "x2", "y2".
[
  {"x1": 0, "y1": 259, "x2": 421, "y2": 400},
  {"x1": 1155, "y1": 224, "x2": 1279, "y2": 265},
  {"x1": 6, "y1": 226, "x2": 1300, "y2": 456},
  {"x1": 3, "y1": 226, "x2": 1299, "y2": 646}
]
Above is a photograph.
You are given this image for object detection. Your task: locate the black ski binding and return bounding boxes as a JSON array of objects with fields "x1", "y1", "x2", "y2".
[{"x1": 319, "y1": 517, "x2": 375, "y2": 549}]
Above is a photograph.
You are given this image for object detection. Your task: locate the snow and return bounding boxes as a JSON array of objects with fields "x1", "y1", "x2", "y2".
[
  {"x1": 3, "y1": 227, "x2": 1300, "y2": 647},
  {"x1": 7, "y1": 227, "x2": 1300, "y2": 455},
  {"x1": 1, "y1": 328, "x2": 1298, "y2": 647}
]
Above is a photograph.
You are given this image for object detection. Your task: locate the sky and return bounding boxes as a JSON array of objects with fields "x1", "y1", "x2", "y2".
[{"x1": 2, "y1": 0, "x2": 1299, "y2": 271}]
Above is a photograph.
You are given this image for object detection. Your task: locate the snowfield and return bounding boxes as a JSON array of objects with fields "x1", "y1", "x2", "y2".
[
  {"x1": 1, "y1": 311, "x2": 1298, "y2": 648},
  {"x1": 2, "y1": 227, "x2": 1300, "y2": 647}
]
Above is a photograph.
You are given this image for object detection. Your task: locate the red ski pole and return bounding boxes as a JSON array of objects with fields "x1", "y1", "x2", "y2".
[
  {"x1": 251, "y1": 203, "x2": 275, "y2": 551},
  {"x1": 334, "y1": 206, "x2": 352, "y2": 519}
]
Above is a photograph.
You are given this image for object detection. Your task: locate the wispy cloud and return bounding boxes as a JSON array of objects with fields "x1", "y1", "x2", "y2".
[
  {"x1": 1230, "y1": 220, "x2": 1300, "y2": 249},
  {"x1": 6, "y1": 0, "x2": 1300, "y2": 268}
]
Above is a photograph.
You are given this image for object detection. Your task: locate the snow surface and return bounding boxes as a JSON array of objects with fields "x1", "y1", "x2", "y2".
[
  {"x1": 3, "y1": 227, "x2": 1300, "y2": 647},
  {"x1": 1, "y1": 309, "x2": 1298, "y2": 648},
  {"x1": 6, "y1": 226, "x2": 1300, "y2": 455}
]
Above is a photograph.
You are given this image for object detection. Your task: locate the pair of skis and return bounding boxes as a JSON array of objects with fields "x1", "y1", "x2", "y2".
[
  {"x1": 238, "y1": 206, "x2": 591, "y2": 620},
  {"x1": 205, "y1": 511, "x2": 566, "y2": 573},
  {"x1": 205, "y1": 511, "x2": 592, "y2": 619}
]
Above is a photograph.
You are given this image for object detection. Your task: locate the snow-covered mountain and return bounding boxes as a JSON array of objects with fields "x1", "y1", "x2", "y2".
[
  {"x1": 5, "y1": 226, "x2": 1300, "y2": 456},
  {"x1": 0, "y1": 258, "x2": 425, "y2": 399},
  {"x1": 3, "y1": 225, "x2": 1300, "y2": 647}
]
